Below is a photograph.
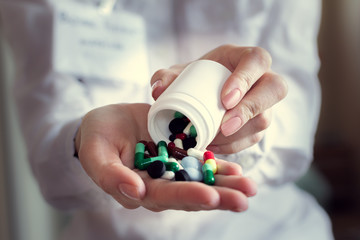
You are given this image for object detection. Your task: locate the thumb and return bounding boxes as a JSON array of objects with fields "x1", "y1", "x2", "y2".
[
  {"x1": 79, "y1": 135, "x2": 146, "y2": 205},
  {"x1": 150, "y1": 64, "x2": 188, "y2": 100}
]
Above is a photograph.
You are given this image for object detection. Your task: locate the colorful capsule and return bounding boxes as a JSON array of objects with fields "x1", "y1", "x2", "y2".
[
  {"x1": 176, "y1": 133, "x2": 187, "y2": 140},
  {"x1": 161, "y1": 171, "x2": 175, "y2": 180},
  {"x1": 167, "y1": 142, "x2": 176, "y2": 150},
  {"x1": 205, "y1": 159, "x2": 217, "y2": 174},
  {"x1": 202, "y1": 163, "x2": 215, "y2": 185},
  {"x1": 175, "y1": 169, "x2": 191, "y2": 182},
  {"x1": 157, "y1": 141, "x2": 168, "y2": 157},
  {"x1": 169, "y1": 134, "x2": 176, "y2": 142},
  {"x1": 183, "y1": 122, "x2": 192, "y2": 135},
  {"x1": 146, "y1": 141, "x2": 158, "y2": 157},
  {"x1": 174, "y1": 111, "x2": 185, "y2": 119},
  {"x1": 174, "y1": 138, "x2": 184, "y2": 149},
  {"x1": 165, "y1": 161, "x2": 180, "y2": 172},
  {"x1": 183, "y1": 137, "x2": 197, "y2": 150},
  {"x1": 168, "y1": 157, "x2": 183, "y2": 170},
  {"x1": 203, "y1": 169, "x2": 215, "y2": 185},
  {"x1": 190, "y1": 125, "x2": 197, "y2": 138},
  {"x1": 136, "y1": 155, "x2": 168, "y2": 170},
  {"x1": 147, "y1": 160, "x2": 166, "y2": 179},
  {"x1": 169, "y1": 118, "x2": 188, "y2": 135},
  {"x1": 171, "y1": 147, "x2": 188, "y2": 160},
  {"x1": 203, "y1": 151, "x2": 215, "y2": 161},
  {"x1": 187, "y1": 148, "x2": 203, "y2": 161},
  {"x1": 134, "y1": 142, "x2": 145, "y2": 168}
]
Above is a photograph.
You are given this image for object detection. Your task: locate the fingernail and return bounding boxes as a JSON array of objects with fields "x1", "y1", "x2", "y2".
[
  {"x1": 223, "y1": 88, "x2": 241, "y2": 109},
  {"x1": 118, "y1": 183, "x2": 141, "y2": 201},
  {"x1": 221, "y1": 117, "x2": 242, "y2": 136},
  {"x1": 151, "y1": 79, "x2": 162, "y2": 93},
  {"x1": 207, "y1": 145, "x2": 220, "y2": 153}
]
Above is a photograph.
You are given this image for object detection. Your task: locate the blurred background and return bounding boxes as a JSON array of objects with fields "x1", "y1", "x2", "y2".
[{"x1": 1, "y1": 1, "x2": 360, "y2": 240}]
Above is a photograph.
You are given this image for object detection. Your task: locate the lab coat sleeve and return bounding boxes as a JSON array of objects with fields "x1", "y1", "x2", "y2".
[
  {"x1": 223, "y1": 0, "x2": 322, "y2": 186},
  {"x1": 0, "y1": 0, "x2": 111, "y2": 210}
]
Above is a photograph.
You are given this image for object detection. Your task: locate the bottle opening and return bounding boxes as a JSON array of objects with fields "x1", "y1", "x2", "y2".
[
  {"x1": 151, "y1": 109, "x2": 176, "y2": 142},
  {"x1": 150, "y1": 110, "x2": 199, "y2": 150}
]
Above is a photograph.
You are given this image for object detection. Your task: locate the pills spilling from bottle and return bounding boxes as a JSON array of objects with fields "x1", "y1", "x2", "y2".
[{"x1": 134, "y1": 111, "x2": 217, "y2": 185}]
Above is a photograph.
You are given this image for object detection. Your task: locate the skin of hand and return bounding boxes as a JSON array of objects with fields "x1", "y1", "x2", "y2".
[
  {"x1": 151, "y1": 44, "x2": 288, "y2": 154},
  {"x1": 75, "y1": 103, "x2": 257, "y2": 212}
]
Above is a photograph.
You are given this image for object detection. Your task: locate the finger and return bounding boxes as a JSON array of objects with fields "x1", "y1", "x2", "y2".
[
  {"x1": 142, "y1": 178, "x2": 221, "y2": 211},
  {"x1": 208, "y1": 110, "x2": 272, "y2": 154},
  {"x1": 221, "y1": 72, "x2": 287, "y2": 136},
  {"x1": 215, "y1": 158, "x2": 243, "y2": 176},
  {"x1": 221, "y1": 47, "x2": 272, "y2": 110},
  {"x1": 214, "y1": 175, "x2": 257, "y2": 197},
  {"x1": 212, "y1": 186, "x2": 249, "y2": 212},
  {"x1": 78, "y1": 134, "x2": 146, "y2": 203},
  {"x1": 150, "y1": 64, "x2": 187, "y2": 100}
]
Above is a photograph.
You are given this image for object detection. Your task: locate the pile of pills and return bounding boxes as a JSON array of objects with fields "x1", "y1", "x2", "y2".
[{"x1": 134, "y1": 112, "x2": 218, "y2": 185}]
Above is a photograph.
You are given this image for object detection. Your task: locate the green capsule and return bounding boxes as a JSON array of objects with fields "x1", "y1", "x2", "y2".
[
  {"x1": 135, "y1": 142, "x2": 145, "y2": 153},
  {"x1": 203, "y1": 170, "x2": 215, "y2": 185},
  {"x1": 157, "y1": 141, "x2": 168, "y2": 157},
  {"x1": 205, "y1": 159, "x2": 217, "y2": 173},
  {"x1": 134, "y1": 143, "x2": 145, "y2": 168},
  {"x1": 135, "y1": 157, "x2": 153, "y2": 170},
  {"x1": 190, "y1": 125, "x2": 197, "y2": 138},
  {"x1": 174, "y1": 111, "x2": 185, "y2": 119},
  {"x1": 136, "y1": 155, "x2": 169, "y2": 170},
  {"x1": 202, "y1": 163, "x2": 213, "y2": 172},
  {"x1": 164, "y1": 161, "x2": 180, "y2": 172},
  {"x1": 147, "y1": 155, "x2": 168, "y2": 162},
  {"x1": 135, "y1": 152, "x2": 145, "y2": 162}
]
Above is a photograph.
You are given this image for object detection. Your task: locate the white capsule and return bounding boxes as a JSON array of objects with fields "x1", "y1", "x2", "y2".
[
  {"x1": 183, "y1": 122, "x2": 193, "y2": 135},
  {"x1": 174, "y1": 138, "x2": 183, "y2": 149},
  {"x1": 187, "y1": 148, "x2": 204, "y2": 160},
  {"x1": 161, "y1": 171, "x2": 175, "y2": 180}
]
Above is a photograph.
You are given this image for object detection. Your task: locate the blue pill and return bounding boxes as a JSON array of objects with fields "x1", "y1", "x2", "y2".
[
  {"x1": 185, "y1": 168, "x2": 203, "y2": 182},
  {"x1": 181, "y1": 156, "x2": 202, "y2": 170}
]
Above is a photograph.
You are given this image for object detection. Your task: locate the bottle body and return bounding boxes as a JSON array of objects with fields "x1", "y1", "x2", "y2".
[{"x1": 147, "y1": 60, "x2": 231, "y2": 150}]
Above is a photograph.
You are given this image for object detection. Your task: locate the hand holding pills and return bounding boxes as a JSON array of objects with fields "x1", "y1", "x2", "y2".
[
  {"x1": 74, "y1": 103, "x2": 257, "y2": 212},
  {"x1": 151, "y1": 44, "x2": 288, "y2": 154}
]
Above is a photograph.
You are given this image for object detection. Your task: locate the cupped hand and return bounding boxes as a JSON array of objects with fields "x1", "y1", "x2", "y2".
[
  {"x1": 150, "y1": 44, "x2": 288, "y2": 154},
  {"x1": 75, "y1": 103, "x2": 256, "y2": 212}
]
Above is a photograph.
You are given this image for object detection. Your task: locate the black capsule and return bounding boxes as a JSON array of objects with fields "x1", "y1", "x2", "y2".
[
  {"x1": 169, "y1": 118, "x2": 188, "y2": 135},
  {"x1": 147, "y1": 160, "x2": 166, "y2": 179},
  {"x1": 169, "y1": 134, "x2": 176, "y2": 142},
  {"x1": 175, "y1": 169, "x2": 191, "y2": 181},
  {"x1": 183, "y1": 137, "x2": 197, "y2": 150}
]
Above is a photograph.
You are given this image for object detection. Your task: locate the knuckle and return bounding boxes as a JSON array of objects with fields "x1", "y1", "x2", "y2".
[
  {"x1": 275, "y1": 75, "x2": 288, "y2": 101},
  {"x1": 254, "y1": 112, "x2": 272, "y2": 131},
  {"x1": 217, "y1": 43, "x2": 235, "y2": 52},
  {"x1": 226, "y1": 141, "x2": 243, "y2": 154},
  {"x1": 233, "y1": 70, "x2": 253, "y2": 92},
  {"x1": 151, "y1": 69, "x2": 166, "y2": 84},
  {"x1": 241, "y1": 99, "x2": 262, "y2": 121},
  {"x1": 249, "y1": 47, "x2": 272, "y2": 68},
  {"x1": 250, "y1": 132, "x2": 265, "y2": 145},
  {"x1": 151, "y1": 69, "x2": 178, "y2": 85}
]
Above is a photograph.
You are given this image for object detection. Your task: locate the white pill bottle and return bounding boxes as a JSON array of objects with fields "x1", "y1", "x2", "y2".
[{"x1": 147, "y1": 60, "x2": 232, "y2": 150}]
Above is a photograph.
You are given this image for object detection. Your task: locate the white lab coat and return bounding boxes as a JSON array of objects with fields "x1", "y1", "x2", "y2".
[{"x1": 0, "y1": 0, "x2": 334, "y2": 239}]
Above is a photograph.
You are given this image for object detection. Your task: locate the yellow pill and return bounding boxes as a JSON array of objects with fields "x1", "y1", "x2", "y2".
[{"x1": 205, "y1": 159, "x2": 217, "y2": 174}]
